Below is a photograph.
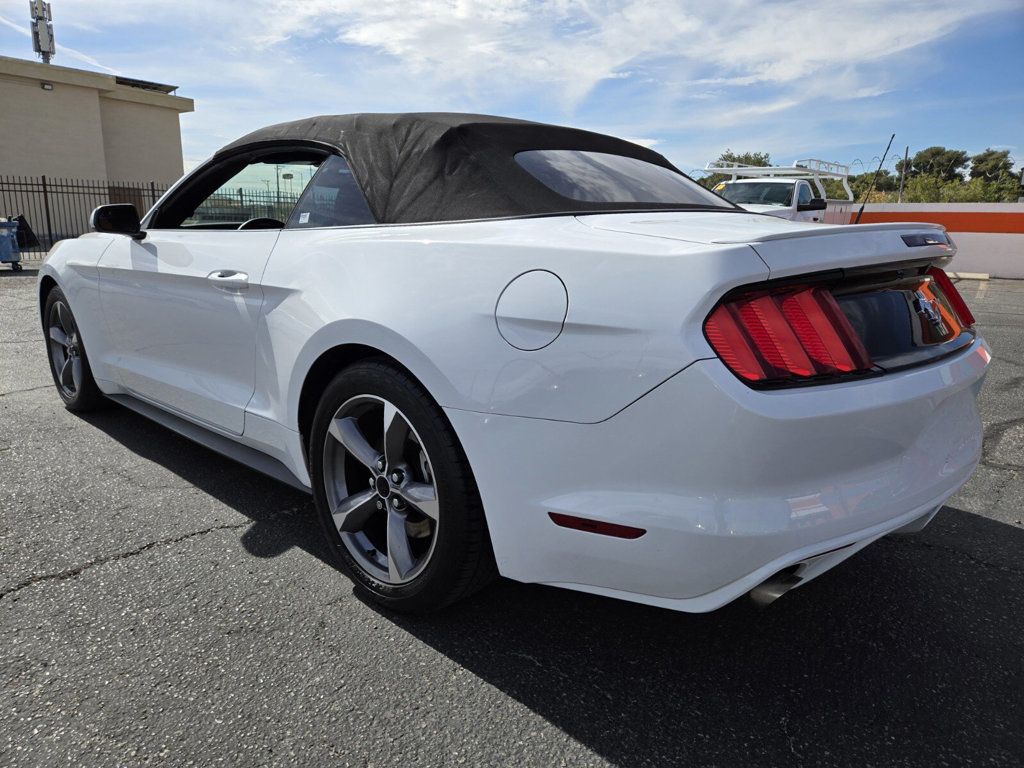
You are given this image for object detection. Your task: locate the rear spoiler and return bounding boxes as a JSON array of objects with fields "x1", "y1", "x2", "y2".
[{"x1": 710, "y1": 221, "x2": 948, "y2": 245}]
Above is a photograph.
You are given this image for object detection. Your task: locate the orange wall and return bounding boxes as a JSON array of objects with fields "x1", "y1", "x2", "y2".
[{"x1": 847, "y1": 210, "x2": 1024, "y2": 234}]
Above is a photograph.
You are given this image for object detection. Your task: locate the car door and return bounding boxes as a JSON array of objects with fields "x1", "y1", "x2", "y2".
[{"x1": 97, "y1": 147, "x2": 324, "y2": 434}]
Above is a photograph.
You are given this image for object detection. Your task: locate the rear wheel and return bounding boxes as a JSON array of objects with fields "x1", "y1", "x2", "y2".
[
  {"x1": 43, "y1": 287, "x2": 105, "y2": 412},
  {"x1": 309, "y1": 361, "x2": 496, "y2": 612}
]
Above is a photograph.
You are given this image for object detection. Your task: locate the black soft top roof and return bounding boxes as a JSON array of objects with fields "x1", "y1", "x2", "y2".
[{"x1": 216, "y1": 112, "x2": 693, "y2": 224}]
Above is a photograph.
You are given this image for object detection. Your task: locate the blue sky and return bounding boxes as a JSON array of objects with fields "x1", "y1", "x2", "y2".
[{"x1": 1, "y1": 0, "x2": 1021, "y2": 177}]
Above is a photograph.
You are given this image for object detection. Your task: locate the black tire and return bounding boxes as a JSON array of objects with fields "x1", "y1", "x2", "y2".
[
  {"x1": 43, "y1": 287, "x2": 105, "y2": 412},
  {"x1": 309, "y1": 360, "x2": 496, "y2": 612}
]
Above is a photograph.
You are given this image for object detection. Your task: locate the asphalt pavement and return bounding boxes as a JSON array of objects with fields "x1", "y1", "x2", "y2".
[{"x1": 1, "y1": 266, "x2": 1022, "y2": 767}]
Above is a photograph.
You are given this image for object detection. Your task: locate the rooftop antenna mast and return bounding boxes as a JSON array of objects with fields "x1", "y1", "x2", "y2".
[
  {"x1": 853, "y1": 133, "x2": 895, "y2": 224},
  {"x1": 30, "y1": 1, "x2": 55, "y2": 64}
]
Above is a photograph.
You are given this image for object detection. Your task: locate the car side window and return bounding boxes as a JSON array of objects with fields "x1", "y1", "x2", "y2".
[
  {"x1": 148, "y1": 148, "x2": 327, "y2": 230},
  {"x1": 179, "y1": 159, "x2": 320, "y2": 228},
  {"x1": 798, "y1": 182, "x2": 814, "y2": 205},
  {"x1": 286, "y1": 155, "x2": 376, "y2": 228}
]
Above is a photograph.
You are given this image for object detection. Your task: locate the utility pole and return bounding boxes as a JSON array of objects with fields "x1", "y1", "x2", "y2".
[{"x1": 897, "y1": 145, "x2": 909, "y2": 203}]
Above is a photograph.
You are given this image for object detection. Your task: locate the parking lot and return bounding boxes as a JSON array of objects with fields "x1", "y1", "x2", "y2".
[{"x1": 1, "y1": 266, "x2": 1022, "y2": 767}]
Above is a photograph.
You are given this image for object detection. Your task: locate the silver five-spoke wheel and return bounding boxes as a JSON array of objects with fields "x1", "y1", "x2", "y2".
[
  {"x1": 47, "y1": 299, "x2": 83, "y2": 397},
  {"x1": 323, "y1": 395, "x2": 440, "y2": 585}
]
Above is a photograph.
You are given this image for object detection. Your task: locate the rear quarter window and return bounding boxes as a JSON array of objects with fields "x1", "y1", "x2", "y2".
[{"x1": 287, "y1": 155, "x2": 376, "y2": 228}]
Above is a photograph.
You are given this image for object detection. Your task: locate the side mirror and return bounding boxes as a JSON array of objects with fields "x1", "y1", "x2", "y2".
[
  {"x1": 797, "y1": 197, "x2": 828, "y2": 212},
  {"x1": 91, "y1": 204, "x2": 145, "y2": 240}
]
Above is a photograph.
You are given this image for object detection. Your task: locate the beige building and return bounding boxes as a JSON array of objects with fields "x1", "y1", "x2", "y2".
[{"x1": 0, "y1": 55, "x2": 194, "y2": 183}]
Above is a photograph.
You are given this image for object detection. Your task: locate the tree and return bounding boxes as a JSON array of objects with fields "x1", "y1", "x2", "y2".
[
  {"x1": 901, "y1": 174, "x2": 947, "y2": 202},
  {"x1": 848, "y1": 170, "x2": 898, "y2": 199},
  {"x1": 896, "y1": 173, "x2": 1017, "y2": 203},
  {"x1": 969, "y1": 148, "x2": 1014, "y2": 181},
  {"x1": 897, "y1": 146, "x2": 968, "y2": 182},
  {"x1": 699, "y1": 150, "x2": 772, "y2": 189}
]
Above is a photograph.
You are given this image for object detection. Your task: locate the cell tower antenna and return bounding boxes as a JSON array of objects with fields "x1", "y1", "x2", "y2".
[{"x1": 30, "y1": 1, "x2": 56, "y2": 64}]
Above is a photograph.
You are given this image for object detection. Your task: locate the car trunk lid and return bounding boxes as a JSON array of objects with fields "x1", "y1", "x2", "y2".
[
  {"x1": 576, "y1": 211, "x2": 954, "y2": 274},
  {"x1": 575, "y1": 212, "x2": 974, "y2": 386}
]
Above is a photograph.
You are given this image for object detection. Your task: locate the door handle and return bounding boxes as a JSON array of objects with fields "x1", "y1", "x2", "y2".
[{"x1": 207, "y1": 270, "x2": 249, "y2": 291}]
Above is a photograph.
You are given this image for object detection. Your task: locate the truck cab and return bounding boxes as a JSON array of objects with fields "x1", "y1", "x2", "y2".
[
  {"x1": 704, "y1": 158, "x2": 853, "y2": 224},
  {"x1": 714, "y1": 178, "x2": 827, "y2": 222}
]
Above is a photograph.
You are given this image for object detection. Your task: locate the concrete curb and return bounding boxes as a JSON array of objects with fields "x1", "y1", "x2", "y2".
[{"x1": 948, "y1": 272, "x2": 990, "y2": 281}]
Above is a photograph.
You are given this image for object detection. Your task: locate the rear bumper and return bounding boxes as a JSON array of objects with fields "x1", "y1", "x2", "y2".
[{"x1": 447, "y1": 337, "x2": 990, "y2": 612}]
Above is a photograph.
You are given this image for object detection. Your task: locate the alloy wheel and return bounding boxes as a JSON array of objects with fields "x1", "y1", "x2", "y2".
[
  {"x1": 322, "y1": 395, "x2": 440, "y2": 585},
  {"x1": 47, "y1": 300, "x2": 83, "y2": 397}
]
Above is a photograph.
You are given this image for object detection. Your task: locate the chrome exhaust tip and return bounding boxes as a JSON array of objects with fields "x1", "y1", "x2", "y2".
[{"x1": 748, "y1": 565, "x2": 803, "y2": 607}]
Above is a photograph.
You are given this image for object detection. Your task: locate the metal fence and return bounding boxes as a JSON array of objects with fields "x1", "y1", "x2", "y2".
[
  {"x1": 189, "y1": 189, "x2": 299, "y2": 225},
  {"x1": 0, "y1": 177, "x2": 307, "y2": 256},
  {"x1": 0, "y1": 176, "x2": 171, "y2": 256}
]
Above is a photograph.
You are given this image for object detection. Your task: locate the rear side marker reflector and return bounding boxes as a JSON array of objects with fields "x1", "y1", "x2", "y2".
[
  {"x1": 705, "y1": 284, "x2": 871, "y2": 384},
  {"x1": 548, "y1": 512, "x2": 646, "y2": 539}
]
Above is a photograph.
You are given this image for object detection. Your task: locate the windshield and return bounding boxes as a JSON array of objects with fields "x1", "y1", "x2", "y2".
[
  {"x1": 716, "y1": 181, "x2": 795, "y2": 207},
  {"x1": 515, "y1": 150, "x2": 732, "y2": 209}
]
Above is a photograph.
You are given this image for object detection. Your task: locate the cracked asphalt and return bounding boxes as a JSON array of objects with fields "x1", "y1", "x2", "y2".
[{"x1": 1, "y1": 266, "x2": 1023, "y2": 767}]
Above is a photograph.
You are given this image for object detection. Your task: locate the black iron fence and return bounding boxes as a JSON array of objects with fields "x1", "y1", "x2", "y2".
[
  {"x1": 0, "y1": 177, "x2": 307, "y2": 256},
  {"x1": 0, "y1": 176, "x2": 171, "y2": 256},
  {"x1": 188, "y1": 189, "x2": 300, "y2": 225}
]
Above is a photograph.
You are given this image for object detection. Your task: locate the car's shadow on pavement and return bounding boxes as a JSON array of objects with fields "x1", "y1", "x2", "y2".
[
  {"x1": 365, "y1": 509, "x2": 1024, "y2": 767},
  {"x1": 82, "y1": 403, "x2": 1024, "y2": 767},
  {"x1": 79, "y1": 405, "x2": 325, "y2": 561}
]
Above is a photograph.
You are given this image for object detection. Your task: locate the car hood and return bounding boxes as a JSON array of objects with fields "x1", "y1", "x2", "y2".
[{"x1": 575, "y1": 211, "x2": 953, "y2": 278}]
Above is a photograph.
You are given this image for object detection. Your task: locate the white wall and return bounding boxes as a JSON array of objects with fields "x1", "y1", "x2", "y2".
[
  {"x1": 824, "y1": 202, "x2": 1024, "y2": 279},
  {"x1": 949, "y1": 233, "x2": 1024, "y2": 279}
]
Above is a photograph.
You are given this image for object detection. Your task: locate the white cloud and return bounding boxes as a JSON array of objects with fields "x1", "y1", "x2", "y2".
[
  {"x1": 0, "y1": 0, "x2": 1017, "y2": 166},
  {"x1": 241, "y1": 0, "x2": 1011, "y2": 105},
  {"x1": 44, "y1": 0, "x2": 1006, "y2": 107},
  {"x1": 17, "y1": 2, "x2": 1012, "y2": 99},
  {"x1": 620, "y1": 137, "x2": 661, "y2": 148}
]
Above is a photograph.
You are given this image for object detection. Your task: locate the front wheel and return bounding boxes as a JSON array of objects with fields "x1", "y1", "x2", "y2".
[
  {"x1": 43, "y1": 287, "x2": 105, "y2": 412},
  {"x1": 309, "y1": 361, "x2": 496, "y2": 612}
]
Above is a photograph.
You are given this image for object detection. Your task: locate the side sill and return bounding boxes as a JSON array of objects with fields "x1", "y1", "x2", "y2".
[{"x1": 107, "y1": 393, "x2": 311, "y2": 494}]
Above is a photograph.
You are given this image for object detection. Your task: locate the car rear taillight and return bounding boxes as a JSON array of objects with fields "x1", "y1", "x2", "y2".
[
  {"x1": 704, "y1": 285, "x2": 872, "y2": 384},
  {"x1": 927, "y1": 267, "x2": 975, "y2": 327}
]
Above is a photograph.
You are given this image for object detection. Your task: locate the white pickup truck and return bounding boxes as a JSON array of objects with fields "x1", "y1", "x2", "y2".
[{"x1": 705, "y1": 159, "x2": 853, "y2": 223}]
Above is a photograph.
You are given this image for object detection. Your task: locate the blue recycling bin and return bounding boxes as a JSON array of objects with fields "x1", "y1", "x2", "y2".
[{"x1": 0, "y1": 220, "x2": 22, "y2": 271}]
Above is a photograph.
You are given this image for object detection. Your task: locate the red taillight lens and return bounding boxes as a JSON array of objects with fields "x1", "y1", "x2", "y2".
[
  {"x1": 704, "y1": 285, "x2": 872, "y2": 384},
  {"x1": 927, "y1": 267, "x2": 975, "y2": 327}
]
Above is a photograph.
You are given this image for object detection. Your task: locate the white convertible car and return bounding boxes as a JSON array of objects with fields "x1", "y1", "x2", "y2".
[{"x1": 39, "y1": 113, "x2": 989, "y2": 612}]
